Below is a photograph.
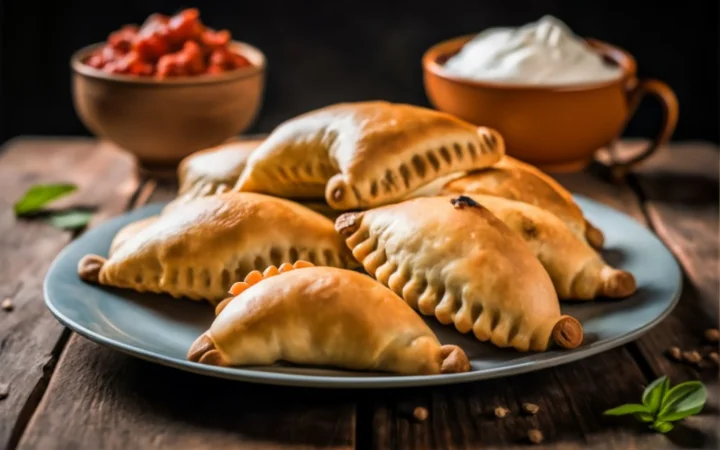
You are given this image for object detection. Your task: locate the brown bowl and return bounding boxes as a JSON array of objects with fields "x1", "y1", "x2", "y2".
[
  {"x1": 71, "y1": 41, "x2": 266, "y2": 176},
  {"x1": 423, "y1": 35, "x2": 678, "y2": 175}
]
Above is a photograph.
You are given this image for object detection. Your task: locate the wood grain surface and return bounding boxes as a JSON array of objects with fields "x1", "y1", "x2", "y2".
[
  {"x1": 0, "y1": 138, "x2": 716, "y2": 450},
  {"x1": 0, "y1": 139, "x2": 138, "y2": 450}
]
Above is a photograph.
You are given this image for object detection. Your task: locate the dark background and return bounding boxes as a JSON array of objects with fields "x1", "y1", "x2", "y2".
[{"x1": 0, "y1": 1, "x2": 718, "y2": 144}]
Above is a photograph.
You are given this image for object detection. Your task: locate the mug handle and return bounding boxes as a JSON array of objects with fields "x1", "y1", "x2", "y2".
[{"x1": 610, "y1": 79, "x2": 679, "y2": 180}]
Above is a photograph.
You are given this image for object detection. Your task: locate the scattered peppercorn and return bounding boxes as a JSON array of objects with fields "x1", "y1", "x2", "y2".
[
  {"x1": 523, "y1": 403, "x2": 540, "y2": 415},
  {"x1": 494, "y1": 406, "x2": 510, "y2": 418},
  {"x1": 450, "y1": 195, "x2": 480, "y2": 209},
  {"x1": 666, "y1": 346, "x2": 682, "y2": 361},
  {"x1": 683, "y1": 350, "x2": 702, "y2": 364},
  {"x1": 413, "y1": 406, "x2": 429, "y2": 421},
  {"x1": 528, "y1": 429, "x2": 544, "y2": 444},
  {"x1": 1, "y1": 298, "x2": 12, "y2": 312},
  {"x1": 704, "y1": 328, "x2": 720, "y2": 343}
]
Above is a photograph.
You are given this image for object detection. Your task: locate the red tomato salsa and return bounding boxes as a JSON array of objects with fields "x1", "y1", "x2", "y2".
[{"x1": 84, "y1": 9, "x2": 253, "y2": 78}]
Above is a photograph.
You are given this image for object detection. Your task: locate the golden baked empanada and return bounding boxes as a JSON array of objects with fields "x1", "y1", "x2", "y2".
[
  {"x1": 462, "y1": 195, "x2": 636, "y2": 300},
  {"x1": 335, "y1": 195, "x2": 583, "y2": 352},
  {"x1": 235, "y1": 101, "x2": 504, "y2": 209},
  {"x1": 163, "y1": 139, "x2": 260, "y2": 214},
  {"x1": 179, "y1": 139, "x2": 259, "y2": 199},
  {"x1": 78, "y1": 193, "x2": 356, "y2": 302},
  {"x1": 108, "y1": 216, "x2": 158, "y2": 257},
  {"x1": 442, "y1": 156, "x2": 604, "y2": 248},
  {"x1": 188, "y1": 262, "x2": 471, "y2": 375}
]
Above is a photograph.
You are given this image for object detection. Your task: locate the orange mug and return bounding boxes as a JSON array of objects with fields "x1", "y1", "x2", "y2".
[{"x1": 423, "y1": 35, "x2": 679, "y2": 178}]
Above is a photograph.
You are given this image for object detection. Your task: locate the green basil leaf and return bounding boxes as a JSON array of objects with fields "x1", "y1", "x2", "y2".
[
  {"x1": 658, "y1": 381, "x2": 707, "y2": 420},
  {"x1": 14, "y1": 183, "x2": 78, "y2": 215},
  {"x1": 650, "y1": 421, "x2": 674, "y2": 433},
  {"x1": 658, "y1": 404, "x2": 705, "y2": 423},
  {"x1": 642, "y1": 376, "x2": 669, "y2": 413},
  {"x1": 604, "y1": 403, "x2": 650, "y2": 416},
  {"x1": 633, "y1": 412, "x2": 655, "y2": 423},
  {"x1": 46, "y1": 210, "x2": 93, "y2": 230}
]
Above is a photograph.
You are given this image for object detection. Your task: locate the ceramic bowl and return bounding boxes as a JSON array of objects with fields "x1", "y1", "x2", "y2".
[
  {"x1": 422, "y1": 35, "x2": 677, "y2": 175},
  {"x1": 71, "y1": 41, "x2": 266, "y2": 177}
]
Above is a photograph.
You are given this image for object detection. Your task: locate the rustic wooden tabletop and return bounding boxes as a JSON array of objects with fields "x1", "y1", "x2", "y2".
[{"x1": 0, "y1": 137, "x2": 717, "y2": 450}]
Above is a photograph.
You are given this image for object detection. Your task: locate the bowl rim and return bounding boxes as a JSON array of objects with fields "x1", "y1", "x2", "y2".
[
  {"x1": 71, "y1": 40, "x2": 266, "y2": 85},
  {"x1": 422, "y1": 33, "x2": 638, "y2": 92}
]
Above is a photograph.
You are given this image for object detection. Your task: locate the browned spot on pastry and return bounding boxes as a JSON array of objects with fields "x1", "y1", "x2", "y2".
[
  {"x1": 439, "y1": 345, "x2": 471, "y2": 373},
  {"x1": 323, "y1": 249, "x2": 335, "y2": 265},
  {"x1": 276, "y1": 166, "x2": 288, "y2": 180},
  {"x1": 332, "y1": 186, "x2": 345, "y2": 201},
  {"x1": 489, "y1": 132, "x2": 498, "y2": 147},
  {"x1": 307, "y1": 250, "x2": 317, "y2": 264},
  {"x1": 188, "y1": 334, "x2": 228, "y2": 366},
  {"x1": 351, "y1": 185, "x2": 362, "y2": 202},
  {"x1": 168, "y1": 268, "x2": 179, "y2": 285},
  {"x1": 426, "y1": 151, "x2": 440, "y2": 172},
  {"x1": 186, "y1": 268, "x2": 195, "y2": 288},
  {"x1": 453, "y1": 143, "x2": 464, "y2": 160},
  {"x1": 220, "y1": 269, "x2": 231, "y2": 289},
  {"x1": 552, "y1": 316, "x2": 583, "y2": 349},
  {"x1": 269, "y1": 248, "x2": 283, "y2": 267},
  {"x1": 411, "y1": 154, "x2": 426, "y2": 177},
  {"x1": 289, "y1": 247, "x2": 299, "y2": 262},
  {"x1": 439, "y1": 147, "x2": 452, "y2": 163},
  {"x1": 78, "y1": 254, "x2": 106, "y2": 283},
  {"x1": 253, "y1": 255, "x2": 266, "y2": 271},
  {"x1": 399, "y1": 164, "x2": 411, "y2": 188},
  {"x1": 134, "y1": 273, "x2": 143, "y2": 284},
  {"x1": 370, "y1": 180, "x2": 378, "y2": 197},
  {"x1": 305, "y1": 162, "x2": 314, "y2": 176},
  {"x1": 507, "y1": 321, "x2": 521, "y2": 344},
  {"x1": 467, "y1": 142, "x2": 477, "y2": 160},
  {"x1": 450, "y1": 195, "x2": 481, "y2": 209},
  {"x1": 601, "y1": 267, "x2": 637, "y2": 298},
  {"x1": 385, "y1": 170, "x2": 398, "y2": 190},
  {"x1": 585, "y1": 220, "x2": 605, "y2": 249},
  {"x1": 482, "y1": 133, "x2": 494, "y2": 150},
  {"x1": 290, "y1": 166, "x2": 301, "y2": 179},
  {"x1": 521, "y1": 217, "x2": 539, "y2": 239},
  {"x1": 335, "y1": 212, "x2": 365, "y2": 237}
]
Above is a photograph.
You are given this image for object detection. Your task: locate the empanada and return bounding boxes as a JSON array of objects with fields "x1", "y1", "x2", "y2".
[
  {"x1": 235, "y1": 101, "x2": 504, "y2": 209},
  {"x1": 442, "y1": 156, "x2": 604, "y2": 248},
  {"x1": 188, "y1": 262, "x2": 471, "y2": 375},
  {"x1": 78, "y1": 193, "x2": 357, "y2": 302},
  {"x1": 461, "y1": 195, "x2": 636, "y2": 300},
  {"x1": 335, "y1": 195, "x2": 583, "y2": 352},
  {"x1": 163, "y1": 139, "x2": 260, "y2": 213},
  {"x1": 108, "y1": 216, "x2": 158, "y2": 257}
]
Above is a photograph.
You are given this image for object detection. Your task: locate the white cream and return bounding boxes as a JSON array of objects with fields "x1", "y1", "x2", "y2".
[{"x1": 443, "y1": 16, "x2": 623, "y2": 85}]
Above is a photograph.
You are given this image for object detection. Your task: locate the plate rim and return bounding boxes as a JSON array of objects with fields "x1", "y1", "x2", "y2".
[{"x1": 43, "y1": 196, "x2": 683, "y2": 389}]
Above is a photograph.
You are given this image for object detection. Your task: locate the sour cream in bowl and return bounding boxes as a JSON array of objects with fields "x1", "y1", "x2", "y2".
[
  {"x1": 442, "y1": 16, "x2": 623, "y2": 86},
  {"x1": 422, "y1": 16, "x2": 677, "y2": 174}
]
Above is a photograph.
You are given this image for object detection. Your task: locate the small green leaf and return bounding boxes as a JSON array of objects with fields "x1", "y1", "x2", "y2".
[
  {"x1": 633, "y1": 412, "x2": 655, "y2": 423},
  {"x1": 642, "y1": 376, "x2": 669, "y2": 413},
  {"x1": 658, "y1": 381, "x2": 707, "y2": 421},
  {"x1": 651, "y1": 421, "x2": 674, "y2": 433},
  {"x1": 14, "y1": 183, "x2": 78, "y2": 215},
  {"x1": 46, "y1": 210, "x2": 93, "y2": 230},
  {"x1": 603, "y1": 403, "x2": 650, "y2": 416}
]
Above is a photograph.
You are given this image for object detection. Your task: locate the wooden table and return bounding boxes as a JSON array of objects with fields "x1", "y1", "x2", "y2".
[{"x1": 0, "y1": 137, "x2": 717, "y2": 449}]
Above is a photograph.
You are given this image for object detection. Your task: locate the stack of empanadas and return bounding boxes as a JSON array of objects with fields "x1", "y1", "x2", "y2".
[{"x1": 78, "y1": 101, "x2": 637, "y2": 376}]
